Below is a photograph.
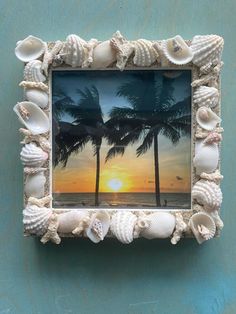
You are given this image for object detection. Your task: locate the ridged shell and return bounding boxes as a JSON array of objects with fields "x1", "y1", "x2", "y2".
[
  {"x1": 62, "y1": 34, "x2": 87, "y2": 67},
  {"x1": 140, "y1": 212, "x2": 176, "y2": 239},
  {"x1": 110, "y1": 212, "x2": 137, "y2": 244},
  {"x1": 133, "y1": 39, "x2": 158, "y2": 66},
  {"x1": 162, "y1": 35, "x2": 193, "y2": 65},
  {"x1": 192, "y1": 180, "x2": 222, "y2": 211},
  {"x1": 194, "y1": 140, "x2": 219, "y2": 175},
  {"x1": 25, "y1": 171, "x2": 46, "y2": 198},
  {"x1": 13, "y1": 101, "x2": 49, "y2": 135},
  {"x1": 86, "y1": 211, "x2": 110, "y2": 243},
  {"x1": 20, "y1": 143, "x2": 48, "y2": 167},
  {"x1": 193, "y1": 86, "x2": 219, "y2": 108},
  {"x1": 196, "y1": 106, "x2": 221, "y2": 131},
  {"x1": 23, "y1": 205, "x2": 52, "y2": 235},
  {"x1": 189, "y1": 212, "x2": 216, "y2": 244},
  {"x1": 25, "y1": 88, "x2": 48, "y2": 109},
  {"x1": 24, "y1": 60, "x2": 46, "y2": 82},
  {"x1": 15, "y1": 35, "x2": 45, "y2": 62},
  {"x1": 58, "y1": 210, "x2": 89, "y2": 234},
  {"x1": 191, "y1": 35, "x2": 224, "y2": 67},
  {"x1": 91, "y1": 40, "x2": 116, "y2": 68}
]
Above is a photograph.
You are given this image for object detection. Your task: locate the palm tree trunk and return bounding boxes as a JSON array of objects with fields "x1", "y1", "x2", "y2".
[
  {"x1": 154, "y1": 134, "x2": 161, "y2": 207},
  {"x1": 95, "y1": 146, "x2": 100, "y2": 206}
]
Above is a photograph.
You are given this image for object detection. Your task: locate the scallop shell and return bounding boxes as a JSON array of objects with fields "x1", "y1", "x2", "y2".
[
  {"x1": 15, "y1": 35, "x2": 45, "y2": 62},
  {"x1": 91, "y1": 40, "x2": 116, "y2": 68},
  {"x1": 24, "y1": 171, "x2": 46, "y2": 198},
  {"x1": 25, "y1": 88, "x2": 48, "y2": 109},
  {"x1": 162, "y1": 35, "x2": 193, "y2": 65},
  {"x1": 193, "y1": 86, "x2": 219, "y2": 108},
  {"x1": 13, "y1": 101, "x2": 49, "y2": 135},
  {"x1": 110, "y1": 212, "x2": 137, "y2": 244},
  {"x1": 57, "y1": 210, "x2": 89, "y2": 234},
  {"x1": 140, "y1": 212, "x2": 176, "y2": 239},
  {"x1": 133, "y1": 39, "x2": 158, "y2": 66},
  {"x1": 86, "y1": 211, "x2": 110, "y2": 243},
  {"x1": 196, "y1": 106, "x2": 221, "y2": 131},
  {"x1": 20, "y1": 143, "x2": 48, "y2": 167},
  {"x1": 191, "y1": 35, "x2": 224, "y2": 67},
  {"x1": 192, "y1": 180, "x2": 222, "y2": 211},
  {"x1": 62, "y1": 34, "x2": 88, "y2": 67},
  {"x1": 193, "y1": 140, "x2": 219, "y2": 175},
  {"x1": 23, "y1": 205, "x2": 52, "y2": 235},
  {"x1": 24, "y1": 60, "x2": 46, "y2": 82},
  {"x1": 189, "y1": 212, "x2": 216, "y2": 244}
]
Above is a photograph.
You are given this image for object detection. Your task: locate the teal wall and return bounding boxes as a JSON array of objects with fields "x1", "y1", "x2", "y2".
[{"x1": 0, "y1": 0, "x2": 236, "y2": 313}]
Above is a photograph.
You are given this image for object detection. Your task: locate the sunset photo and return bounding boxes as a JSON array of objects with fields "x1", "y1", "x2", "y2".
[{"x1": 52, "y1": 70, "x2": 192, "y2": 209}]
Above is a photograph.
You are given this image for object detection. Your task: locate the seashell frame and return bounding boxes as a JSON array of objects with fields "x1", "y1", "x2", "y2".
[{"x1": 14, "y1": 32, "x2": 224, "y2": 245}]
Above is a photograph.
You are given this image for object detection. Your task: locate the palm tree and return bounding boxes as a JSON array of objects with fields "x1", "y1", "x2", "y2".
[{"x1": 106, "y1": 72, "x2": 191, "y2": 207}]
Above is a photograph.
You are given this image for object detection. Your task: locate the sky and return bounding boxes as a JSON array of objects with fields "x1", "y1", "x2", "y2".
[{"x1": 52, "y1": 70, "x2": 192, "y2": 194}]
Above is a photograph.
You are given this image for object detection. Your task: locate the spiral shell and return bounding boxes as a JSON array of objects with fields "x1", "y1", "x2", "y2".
[
  {"x1": 15, "y1": 35, "x2": 45, "y2": 62},
  {"x1": 192, "y1": 180, "x2": 222, "y2": 211},
  {"x1": 62, "y1": 34, "x2": 88, "y2": 67},
  {"x1": 191, "y1": 35, "x2": 224, "y2": 67},
  {"x1": 23, "y1": 205, "x2": 52, "y2": 235},
  {"x1": 86, "y1": 211, "x2": 110, "y2": 243},
  {"x1": 193, "y1": 86, "x2": 219, "y2": 108},
  {"x1": 194, "y1": 140, "x2": 219, "y2": 175},
  {"x1": 25, "y1": 88, "x2": 48, "y2": 109},
  {"x1": 24, "y1": 60, "x2": 46, "y2": 82},
  {"x1": 196, "y1": 106, "x2": 221, "y2": 131},
  {"x1": 133, "y1": 39, "x2": 158, "y2": 66},
  {"x1": 20, "y1": 143, "x2": 48, "y2": 167},
  {"x1": 110, "y1": 212, "x2": 137, "y2": 244},
  {"x1": 189, "y1": 212, "x2": 216, "y2": 244},
  {"x1": 25, "y1": 171, "x2": 46, "y2": 198}
]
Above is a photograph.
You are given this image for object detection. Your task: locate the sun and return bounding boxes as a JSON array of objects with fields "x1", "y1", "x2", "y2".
[{"x1": 107, "y1": 178, "x2": 123, "y2": 192}]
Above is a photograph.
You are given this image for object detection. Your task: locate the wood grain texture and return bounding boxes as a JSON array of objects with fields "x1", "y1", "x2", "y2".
[{"x1": 0, "y1": 0, "x2": 236, "y2": 313}]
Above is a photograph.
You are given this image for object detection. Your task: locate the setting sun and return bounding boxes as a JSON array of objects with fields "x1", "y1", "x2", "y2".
[{"x1": 107, "y1": 178, "x2": 123, "y2": 192}]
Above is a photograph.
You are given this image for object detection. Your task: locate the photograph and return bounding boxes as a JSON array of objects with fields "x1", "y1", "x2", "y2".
[{"x1": 52, "y1": 69, "x2": 192, "y2": 209}]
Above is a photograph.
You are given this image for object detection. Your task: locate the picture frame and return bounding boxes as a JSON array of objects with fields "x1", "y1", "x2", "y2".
[{"x1": 14, "y1": 32, "x2": 224, "y2": 245}]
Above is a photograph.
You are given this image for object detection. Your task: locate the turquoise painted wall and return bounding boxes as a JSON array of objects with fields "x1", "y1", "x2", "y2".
[{"x1": 0, "y1": 0, "x2": 236, "y2": 313}]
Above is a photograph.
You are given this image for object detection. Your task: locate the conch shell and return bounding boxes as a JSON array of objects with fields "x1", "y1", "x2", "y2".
[
  {"x1": 189, "y1": 212, "x2": 216, "y2": 244},
  {"x1": 15, "y1": 35, "x2": 45, "y2": 62}
]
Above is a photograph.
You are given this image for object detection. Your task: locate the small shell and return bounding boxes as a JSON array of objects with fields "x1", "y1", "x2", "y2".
[
  {"x1": 140, "y1": 212, "x2": 176, "y2": 239},
  {"x1": 193, "y1": 140, "x2": 219, "y2": 175},
  {"x1": 192, "y1": 180, "x2": 222, "y2": 211},
  {"x1": 23, "y1": 205, "x2": 52, "y2": 235},
  {"x1": 203, "y1": 132, "x2": 222, "y2": 144},
  {"x1": 24, "y1": 60, "x2": 46, "y2": 82},
  {"x1": 162, "y1": 35, "x2": 193, "y2": 65},
  {"x1": 133, "y1": 39, "x2": 158, "y2": 66},
  {"x1": 196, "y1": 106, "x2": 221, "y2": 131},
  {"x1": 20, "y1": 143, "x2": 48, "y2": 167},
  {"x1": 62, "y1": 34, "x2": 88, "y2": 67},
  {"x1": 91, "y1": 40, "x2": 116, "y2": 68},
  {"x1": 193, "y1": 86, "x2": 219, "y2": 108},
  {"x1": 15, "y1": 35, "x2": 45, "y2": 62},
  {"x1": 13, "y1": 102, "x2": 49, "y2": 135},
  {"x1": 189, "y1": 212, "x2": 216, "y2": 244},
  {"x1": 24, "y1": 170, "x2": 46, "y2": 198},
  {"x1": 86, "y1": 211, "x2": 110, "y2": 243},
  {"x1": 25, "y1": 89, "x2": 48, "y2": 109},
  {"x1": 110, "y1": 212, "x2": 137, "y2": 244},
  {"x1": 57, "y1": 210, "x2": 89, "y2": 234}
]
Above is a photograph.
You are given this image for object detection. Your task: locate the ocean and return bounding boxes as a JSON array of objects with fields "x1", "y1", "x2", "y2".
[{"x1": 53, "y1": 192, "x2": 191, "y2": 209}]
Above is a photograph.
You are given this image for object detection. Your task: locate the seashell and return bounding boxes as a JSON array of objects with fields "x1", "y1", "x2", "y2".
[
  {"x1": 196, "y1": 106, "x2": 221, "y2": 131},
  {"x1": 57, "y1": 210, "x2": 89, "y2": 234},
  {"x1": 86, "y1": 211, "x2": 110, "y2": 243},
  {"x1": 20, "y1": 143, "x2": 48, "y2": 167},
  {"x1": 24, "y1": 60, "x2": 46, "y2": 82},
  {"x1": 110, "y1": 212, "x2": 137, "y2": 244},
  {"x1": 24, "y1": 170, "x2": 46, "y2": 198},
  {"x1": 13, "y1": 101, "x2": 49, "y2": 135},
  {"x1": 203, "y1": 132, "x2": 222, "y2": 145},
  {"x1": 25, "y1": 88, "x2": 48, "y2": 109},
  {"x1": 91, "y1": 40, "x2": 116, "y2": 68},
  {"x1": 62, "y1": 34, "x2": 88, "y2": 67},
  {"x1": 193, "y1": 86, "x2": 219, "y2": 108},
  {"x1": 15, "y1": 35, "x2": 45, "y2": 62},
  {"x1": 162, "y1": 35, "x2": 193, "y2": 65},
  {"x1": 189, "y1": 212, "x2": 216, "y2": 244},
  {"x1": 191, "y1": 35, "x2": 224, "y2": 68},
  {"x1": 193, "y1": 140, "x2": 219, "y2": 175},
  {"x1": 192, "y1": 179, "x2": 222, "y2": 211},
  {"x1": 140, "y1": 212, "x2": 176, "y2": 239},
  {"x1": 23, "y1": 205, "x2": 52, "y2": 235},
  {"x1": 133, "y1": 39, "x2": 158, "y2": 66}
]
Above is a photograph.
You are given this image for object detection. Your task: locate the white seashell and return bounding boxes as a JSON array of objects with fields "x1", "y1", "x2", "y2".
[
  {"x1": 20, "y1": 143, "x2": 48, "y2": 167},
  {"x1": 193, "y1": 86, "x2": 219, "y2": 108},
  {"x1": 196, "y1": 106, "x2": 221, "y2": 131},
  {"x1": 15, "y1": 35, "x2": 45, "y2": 62},
  {"x1": 62, "y1": 34, "x2": 88, "y2": 67},
  {"x1": 191, "y1": 35, "x2": 224, "y2": 68},
  {"x1": 133, "y1": 39, "x2": 158, "y2": 66},
  {"x1": 194, "y1": 140, "x2": 219, "y2": 175},
  {"x1": 91, "y1": 40, "x2": 116, "y2": 68},
  {"x1": 140, "y1": 212, "x2": 176, "y2": 239},
  {"x1": 162, "y1": 35, "x2": 193, "y2": 65},
  {"x1": 25, "y1": 88, "x2": 48, "y2": 109},
  {"x1": 57, "y1": 210, "x2": 89, "y2": 234},
  {"x1": 189, "y1": 212, "x2": 216, "y2": 244},
  {"x1": 192, "y1": 180, "x2": 222, "y2": 211},
  {"x1": 23, "y1": 205, "x2": 52, "y2": 235},
  {"x1": 24, "y1": 170, "x2": 46, "y2": 198},
  {"x1": 13, "y1": 101, "x2": 49, "y2": 135},
  {"x1": 24, "y1": 60, "x2": 46, "y2": 82},
  {"x1": 86, "y1": 211, "x2": 110, "y2": 243},
  {"x1": 110, "y1": 212, "x2": 137, "y2": 244}
]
